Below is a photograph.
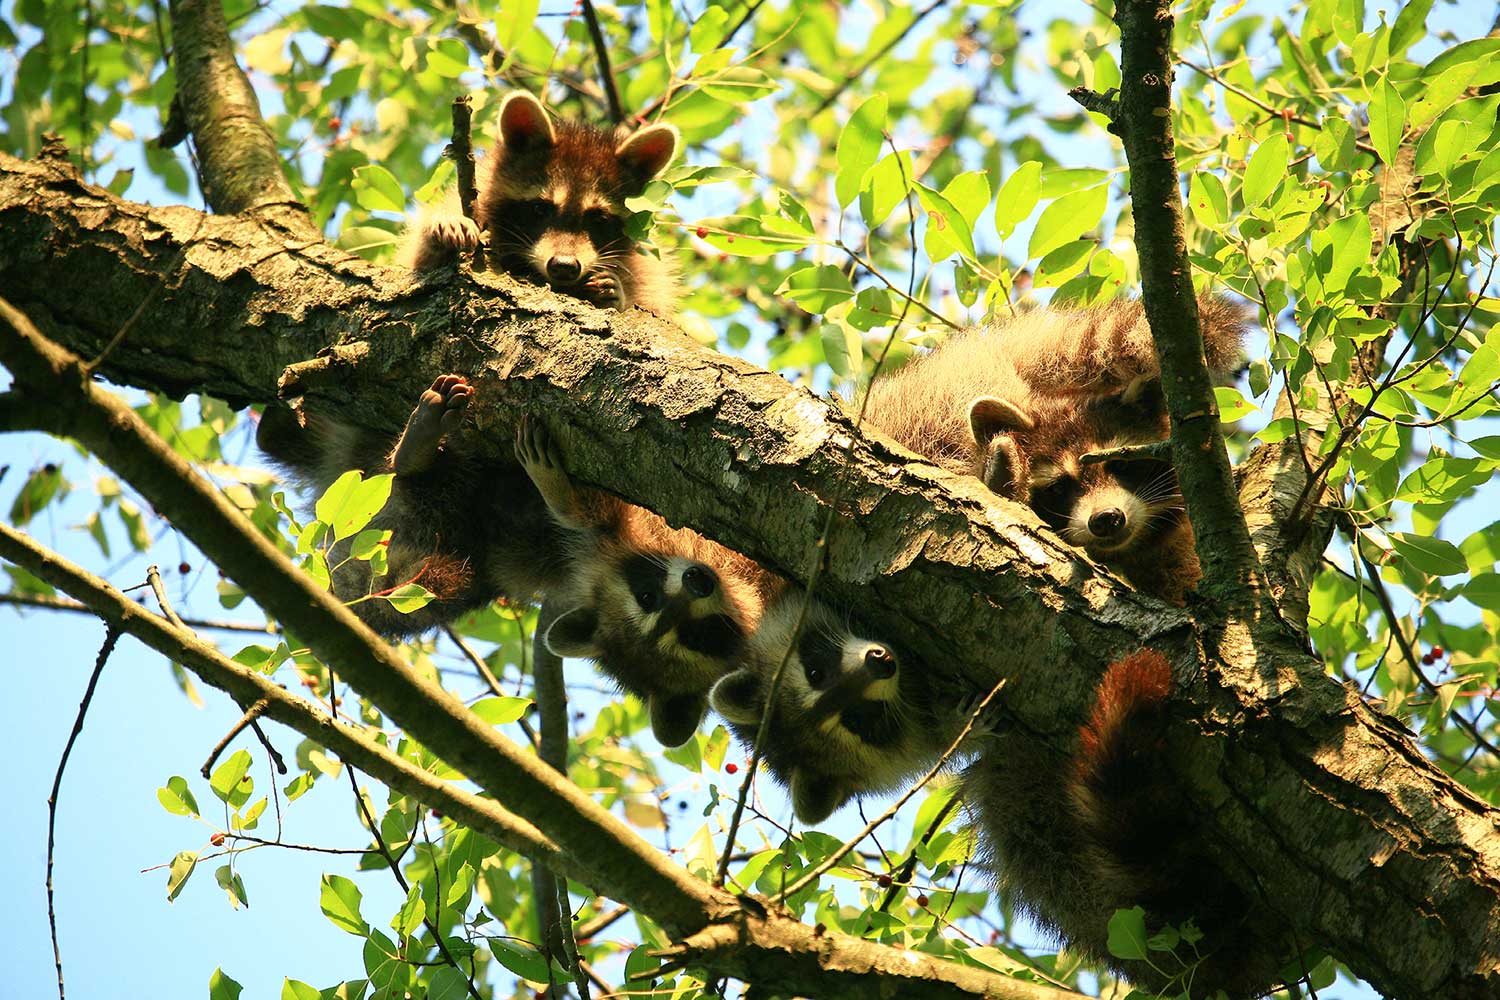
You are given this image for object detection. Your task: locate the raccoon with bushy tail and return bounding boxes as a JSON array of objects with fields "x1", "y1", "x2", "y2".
[
  {"x1": 963, "y1": 649, "x2": 1290, "y2": 999},
  {"x1": 258, "y1": 375, "x2": 571, "y2": 637},
  {"x1": 515, "y1": 416, "x2": 786, "y2": 748},
  {"x1": 860, "y1": 296, "x2": 1251, "y2": 603},
  {"x1": 401, "y1": 90, "x2": 680, "y2": 317}
]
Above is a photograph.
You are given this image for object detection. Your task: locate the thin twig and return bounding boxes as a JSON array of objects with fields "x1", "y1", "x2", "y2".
[
  {"x1": 0, "y1": 591, "x2": 276, "y2": 633},
  {"x1": 579, "y1": 0, "x2": 625, "y2": 124},
  {"x1": 775, "y1": 678, "x2": 1003, "y2": 901},
  {"x1": 48, "y1": 625, "x2": 121, "y2": 1000},
  {"x1": 873, "y1": 794, "x2": 961, "y2": 915},
  {"x1": 1079, "y1": 439, "x2": 1174, "y2": 466},
  {"x1": 447, "y1": 95, "x2": 485, "y2": 271},
  {"x1": 811, "y1": 0, "x2": 950, "y2": 116},
  {"x1": 444, "y1": 624, "x2": 507, "y2": 697},
  {"x1": 1177, "y1": 58, "x2": 1379, "y2": 157},
  {"x1": 200, "y1": 695, "x2": 286, "y2": 777}
]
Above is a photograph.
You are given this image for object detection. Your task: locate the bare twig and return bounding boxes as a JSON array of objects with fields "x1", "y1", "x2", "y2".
[
  {"x1": 811, "y1": 0, "x2": 950, "y2": 116},
  {"x1": 1079, "y1": 439, "x2": 1175, "y2": 466},
  {"x1": 579, "y1": 0, "x2": 624, "y2": 124},
  {"x1": 0, "y1": 591, "x2": 275, "y2": 633},
  {"x1": 47, "y1": 624, "x2": 120, "y2": 1000},
  {"x1": 1177, "y1": 58, "x2": 1379, "y2": 157},
  {"x1": 200, "y1": 695, "x2": 284, "y2": 776}
]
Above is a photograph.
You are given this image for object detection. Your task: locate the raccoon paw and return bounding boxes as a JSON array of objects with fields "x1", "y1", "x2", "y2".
[
  {"x1": 393, "y1": 374, "x2": 472, "y2": 476},
  {"x1": 514, "y1": 415, "x2": 576, "y2": 517},
  {"x1": 952, "y1": 689, "x2": 1006, "y2": 743},
  {"x1": 427, "y1": 216, "x2": 483, "y2": 253},
  {"x1": 578, "y1": 271, "x2": 625, "y2": 309}
]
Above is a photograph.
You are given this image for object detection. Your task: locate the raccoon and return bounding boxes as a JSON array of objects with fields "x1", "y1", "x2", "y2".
[
  {"x1": 400, "y1": 90, "x2": 680, "y2": 316},
  {"x1": 514, "y1": 416, "x2": 785, "y2": 747},
  {"x1": 963, "y1": 650, "x2": 1289, "y2": 999},
  {"x1": 861, "y1": 296, "x2": 1250, "y2": 604},
  {"x1": 257, "y1": 375, "x2": 571, "y2": 637},
  {"x1": 710, "y1": 593, "x2": 974, "y2": 825}
]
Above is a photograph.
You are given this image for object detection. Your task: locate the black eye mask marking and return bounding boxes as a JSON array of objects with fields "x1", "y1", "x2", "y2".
[
  {"x1": 622, "y1": 556, "x2": 667, "y2": 614},
  {"x1": 674, "y1": 613, "x2": 743, "y2": 657}
]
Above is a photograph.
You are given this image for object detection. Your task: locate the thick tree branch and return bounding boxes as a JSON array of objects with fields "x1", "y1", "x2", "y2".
[
  {"x1": 1108, "y1": 0, "x2": 1260, "y2": 600},
  {"x1": 3, "y1": 154, "x2": 1499, "y2": 999},
  {"x1": 0, "y1": 297, "x2": 1091, "y2": 1000},
  {"x1": 165, "y1": 0, "x2": 315, "y2": 233}
]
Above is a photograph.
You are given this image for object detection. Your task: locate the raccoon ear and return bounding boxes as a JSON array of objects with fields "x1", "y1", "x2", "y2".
[
  {"x1": 498, "y1": 91, "x2": 556, "y2": 154},
  {"x1": 790, "y1": 769, "x2": 847, "y2": 826},
  {"x1": 544, "y1": 606, "x2": 601, "y2": 658},
  {"x1": 708, "y1": 670, "x2": 764, "y2": 725},
  {"x1": 967, "y1": 395, "x2": 1034, "y2": 446},
  {"x1": 615, "y1": 124, "x2": 681, "y2": 186},
  {"x1": 648, "y1": 692, "x2": 707, "y2": 748}
]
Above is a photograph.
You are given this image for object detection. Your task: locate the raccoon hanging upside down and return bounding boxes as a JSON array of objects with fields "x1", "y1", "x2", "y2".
[
  {"x1": 710, "y1": 594, "x2": 979, "y2": 825},
  {"x1": 400, "y1": 90, "x2": 681, "y2": 316},
  {"x1": 257, "y1": 375, "x2": 571, "y2": 637},
  {"x1": 515, "y1": 416, "x2": 786, "y2": 747},
  {"x1": 861, "y1": 295, "x2": 1250, "y2": 604},
  {"x1": 963, "y1": 650, "x2": 1290, "y2": 999}
]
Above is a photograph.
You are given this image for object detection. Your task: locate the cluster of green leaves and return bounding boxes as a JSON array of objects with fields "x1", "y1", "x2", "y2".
[{"x1": 5, "y1": 0, "x2": 1500, "y2": 996}]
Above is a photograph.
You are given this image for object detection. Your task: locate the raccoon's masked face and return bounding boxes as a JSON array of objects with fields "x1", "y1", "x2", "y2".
[
  {"x1": 486, "y1": 92, "x2": 680, "y2": 298},
  {"x1": 969, "y1": 379, "x2": 1182, "y2": 557},
  {"x1": 711, "y1": 607, "x2": 916, "y2": 825}
]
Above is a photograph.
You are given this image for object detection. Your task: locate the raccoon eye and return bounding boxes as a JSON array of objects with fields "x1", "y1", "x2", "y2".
[
  {"x1": 517, "y1": 198, "x2": 555, "y2": 219},
  {"x1": 635, "y1": 589, "x2": 661, "y2": 613},
  {"x1": 804, "y1": 665, "x2": 826, "y2": 687},
  {"x1": 583, "y1": 207, "x2": 615, "y2": 226}
]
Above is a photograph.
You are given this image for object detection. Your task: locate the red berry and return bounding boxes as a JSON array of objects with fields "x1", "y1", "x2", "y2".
[
  {"x1": 1431, "y1": 646, "x2": 1445, "y2": 659},
  {"x1": 1421, "y1": 653, "x2": 1435, "y2": 666},
  {"x1": 877, "y1": 874, "x2": 892, "y2": 887},
  {"x1": 209, "y1": 832, "x2": 225, "y2": 846},
  {"x1": 726, "y1": 236, "x2": 735, "y2": 243},
  {"x1": 328, "y1": 116, "x2": 342, "y2": 130},
  {"x1": 916, "y1": 894, "x2": 929, "y2": 908},
  {"x1": 695, "y1": 226, "x2": 708, "y2": 239},
  {"x1": 725, "y1": 762, "x2": 739, "y2": 774},
  {"x1": 431, "y1": 809, "x2": 443, "y2": 819},
  {"x1": 178, "y1": 562, "x2": 191, "y2": 574}
]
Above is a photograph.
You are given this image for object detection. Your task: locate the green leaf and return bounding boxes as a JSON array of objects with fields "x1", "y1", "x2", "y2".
[
  {"x1": 488, "y1": 939, "x2": 553, "y2": 982},
  {"x1": 835, "y1": 94, "x2": 887, "y2": 208},
  {"x1": 994, "y1": 161, "x2": 1042, "y2": 239},
  {"x1": 392, "y1": 884, "x2": 424, "y2": 937},
  {"x1": 688, "y1": 7, "x2": 728, "y2": 52},
  {"x1": 1188, "y1": 172, "x2": 1228, "y2": 228},
  {"x1": 1314, "y1": 117, "x2": 1356, "y2": 172},
  {"x1": 1369, "y1": 78, "x2": 1405, "y2": 166},
  {"x1": 351, "y1": 165, "x2": 405, "y2": 214},
  {"x1": 424, "y1": 38, "x2": 469, "y2": 77},
  {"x1": 1106, "y1": 906, "x2": 1149, "y2": 960},
  {"x1": 157, "y1": 776, "x2": 201, "y2": 817},
  {"x1": 167, "y1": 850, "x2": 198, "y2": 901},
  {"x1": 315, "y1": 471, "x2": 393, "y2": 541},
  {"x1": 208, "y1": 968, "x2": 243, "y2": 1000},
  {"x1": 858, "y1": 149, "x2": 915, "y2": 229},
  {"x1": 917, "y1": 182, "x2": 977, "y2": 260},
  {"x1": 426, "y1": 969, "x2": 471, "y2": 1000},
  {"x1": 1463, "y1": 573, "x2": 1500, "y2": 611},
  {"x1": 446, "y1": 862, "x2": 475, "y2": 907},
  {"x1": 1028, "y1": 184, "x2": 1109, "y2": 261},
  {"x1": 777, "y1": 264, "x2": 855, "y2": 313},
  {"x1": 209, "y1": 750, "x2": 253, "y2": 806},
  {"x1": 9, "y1": 464, "x2": 67, "y2": 525},
  {"x1": 1410, "y1": 63, "x2": 1479, "y2": 129},
  {"x1": 699, "y1": 67, "x2": 779, "y2": 104},
  {"x1": 215, "y1": 864, "x2": 249, "y2": 909},
  {"x1": 1389, "y1": 533, "x2": 1468, "y2": 577},
  {"x1": 383, "y1": 583, "x2": 434, "y2": 613},
  {"x1": 819, "y1": 321, "x2": 864, "y2": 379},
  {"x1": 471, "y1": 696, "x2": 532, "y2": 725},
  {"x1": 1242, "y1": 137, "x2": 1290, "y2": 208},
  {"x1": 320, "y1": 874, "x2": 367, "y2": 935},
  {"x1": 349, "y1": 529, "x2": 390, "y2": 560},
  {"x1": 280, "y1": 980, "x2": 321, "y2": 1000},
  {"x1": 941, "y1": 171, "x2": 991, "y2": 229},
  {"x1": 494, "y1": 0, "x2": 541, "y2": 53},
  {"x1": 1214, "y1": 386, "x2": 1260, "y2": 422}
]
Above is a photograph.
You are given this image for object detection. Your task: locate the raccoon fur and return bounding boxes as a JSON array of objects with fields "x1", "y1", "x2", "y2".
[
  {"x1": 257, "y1": 375, "x2": 570, "y2": 637},
  {"x1": 962, "y1": 650, "x2": 1290, "y2": 999},
  {"x1": 400, "y1": 90, "x2": 680, "y2": 317},
  {"x1": 710, "y1": 593, "x2": 974, "y2": 825},
  {"x1": 515, "y1": 416, "x2": 785, "y2": 747},
  {"x1": 860, "y1": 295, "x2": 1250, "y2": 604}
]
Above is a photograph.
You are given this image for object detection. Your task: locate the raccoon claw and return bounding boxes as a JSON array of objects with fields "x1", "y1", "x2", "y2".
[
  {"x1": 578, "y1": 272, "x2": 625, "y2": 309},
  {"x1": 953, "y1": 690, "x2": 1005, "y2": 742},
  {"x1": 425, "y1": 216, "x2": 483, "y2": 254},
  {"x1": 394, "y1": 374, "x2": 472, "y2": 476}
]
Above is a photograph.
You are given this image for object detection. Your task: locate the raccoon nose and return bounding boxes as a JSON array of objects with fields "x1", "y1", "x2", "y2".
[
  {"x1": 1088, "y1": 509, "x2": 1127, "y2": 537},
  {"x1": 681, "y1": 565, "x2": 717, "y2": 599},
  {"x1": 546, "y1": 255, "x2": 582, "y2": 284},
  {"x1": 863, "y1": 646, "x2": 897, "y2": 679}
]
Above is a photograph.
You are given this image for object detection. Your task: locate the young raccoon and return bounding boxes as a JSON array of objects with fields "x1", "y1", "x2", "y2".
[
  {"x1": 861, "y1": 296, "x2": 1250, "y2": 604},
  {"x1": 514, "y1": 416, "x2": 785, "y2": 747},
  {"x1": 963, "y1": 650, "x2": 1290, "y2": 999},
  {"x1": 400, "y1": 90, "x2": 680, "y2": 316},
  {"x1": 710, "y1": 593, "x2": 973, "y2": 825},
  {"x1": 258, "y1": 375, "x2": 571, "y2": 637}
]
